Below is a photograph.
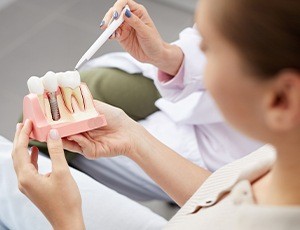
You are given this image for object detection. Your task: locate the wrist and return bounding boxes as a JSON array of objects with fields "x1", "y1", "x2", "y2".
[
  {"x1": 126, "y1": 121, "x2": 145, "y2": 159},
  {"x1": 127, "y1": 123, "x2": 156, "y2": 163},
  {"x1": 152, "y1": 42, "x2": 184, "y2": 76},
  {"x1": 52, "y1": 212, "x2": 85, "y2": 230}
]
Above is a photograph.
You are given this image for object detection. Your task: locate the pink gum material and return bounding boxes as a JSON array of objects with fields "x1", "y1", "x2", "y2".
[{"x1": 23, "y1": 84, "x2": 107, "y2": 142}]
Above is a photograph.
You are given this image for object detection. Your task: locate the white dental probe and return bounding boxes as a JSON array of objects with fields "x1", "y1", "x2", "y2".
[{"x1": 75, "y1": 5, "x2": 130, "y2": 70}]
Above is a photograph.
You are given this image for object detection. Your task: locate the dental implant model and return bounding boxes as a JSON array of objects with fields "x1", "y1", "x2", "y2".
[
  {"x1": 27, "y1": 76, "x2": 45, "y2": 114},
  {"x1": 57, "y1": 71, "x2": 84, "y2": 113},
  {"x1": 42, "y1": 71, "x2": 60, "y2": 121},
  {"x1": 23, "y1": 70, "x2": 107, "y2": 142}
]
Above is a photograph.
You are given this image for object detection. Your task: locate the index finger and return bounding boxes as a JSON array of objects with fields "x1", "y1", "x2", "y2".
[
  {"x1": 17, "y1": 119, "x2": 33, "y2": 149},
  {"x1": 12, "y1": 120, "x2": 32, "y2": 171},
  {"x1": 114, "y1": 0, "x2": 141, "y2": 14},
  {"x1": 12, "y1": 123, "x2": 23, "y2": 151},
  {"x1": 102, "y1": 0, "x2": 140, "y2": 28}
]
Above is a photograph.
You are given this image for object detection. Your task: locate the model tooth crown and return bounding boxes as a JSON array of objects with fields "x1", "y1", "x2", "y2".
[
  {"x1": 42, "y1": 71, "x2": 58, "y2": 92},
  {"x1": 27, "y1": 76, "x2": 44, "y2": 95},
  {"x1": 57, "y1": 71, "x2": 81, "y2": 89}
]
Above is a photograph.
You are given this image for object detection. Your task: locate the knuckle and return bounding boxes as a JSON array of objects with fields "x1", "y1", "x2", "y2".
[
  {"x1": 15, "y1": 143, "x2": 21, "y2": 151},
  {"x1": 49, "y1": 144, "x2": 62, "y2": 154},
  {"x1": 115, "y1": 107, "x2": 124, "y2": 115},
  {"x1": 18, "y1": 175, "x2": 30, "y2": 189},
  {"x1": 18, "y1": 182, "x2": 25, "y2": 194},
  {"x1": 138, "y1": 4, "x2": 146, "y2": 11},
  {"x1": 117, "y1": 108, "x2": 126, "y2": 118},
  {"x1": 55, "y1": 168, "x2": 69, "y2": 177},
  {"x1": 86, "y1": 152, "x2": 96, "y2": 160}
]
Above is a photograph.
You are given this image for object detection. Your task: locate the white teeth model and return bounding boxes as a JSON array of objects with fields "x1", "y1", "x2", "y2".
[
  {"x1": 42, "y1": 71, "x2": 58, "y2": 92},
  {"x1": 27, "y1": 76, "x2": 44, "y2": 95},
  {"x1": 57, "y1": 71, "x2": 84, "y2": 112},
  {"x1": 27, "y1": 76, "x2": 45, "y2": 112},
  {"x1": 42, "y1": 71, "x2": 60, "y2": 121}
]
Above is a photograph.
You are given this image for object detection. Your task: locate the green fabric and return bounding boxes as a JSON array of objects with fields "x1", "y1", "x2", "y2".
[
  {"x1": 21, "y1": 67, "x2": 161, "y2": 160},
  {"x1": 80, "y1": 68, "x2": 161, "y2": 121}
]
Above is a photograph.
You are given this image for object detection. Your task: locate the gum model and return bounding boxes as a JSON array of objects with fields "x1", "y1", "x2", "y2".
[{"x1": 23, "y1": 70, "x2": 107, "y2": 142}]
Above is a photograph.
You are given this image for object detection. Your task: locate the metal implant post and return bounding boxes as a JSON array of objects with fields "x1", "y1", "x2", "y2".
[{"x1": 47, "y1": 92, "x2": 60, "y2": 121}]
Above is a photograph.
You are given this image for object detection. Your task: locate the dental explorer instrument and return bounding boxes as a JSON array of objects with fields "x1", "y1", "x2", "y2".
[{"x1": 75, "y1": 5, "x2": 130, "y2": 70}]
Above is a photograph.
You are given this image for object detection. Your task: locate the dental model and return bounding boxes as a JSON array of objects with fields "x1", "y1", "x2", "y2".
[
  {"x1": 23, "y1": 70, "x2": 107, "y2": 142},
  {"x1": 57, "y1": 71, "x2": 84, "y2": 113},
  {"x1": 27, "y1": 76, "x2": 45, "y2": 113},
  {"x1": 42, "y1": 71, "x2": 60, "y2": 121}
]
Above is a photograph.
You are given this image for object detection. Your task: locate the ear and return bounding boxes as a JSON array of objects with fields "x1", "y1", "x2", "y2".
[{"x1": 263, "y1": 70, "x2": 300, "y2": 132}]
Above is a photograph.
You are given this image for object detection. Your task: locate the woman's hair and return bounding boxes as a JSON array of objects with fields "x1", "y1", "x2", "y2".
[{"x1": 212, "y1": 0, "x2": 300, "y2": 79}]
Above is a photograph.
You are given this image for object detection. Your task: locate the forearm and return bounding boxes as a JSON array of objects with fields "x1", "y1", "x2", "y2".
[
  {"x1": 152, "y1": 43, "x2": 184, "y2": 76},
  {"x1": 51, "y1": 212, "x2": 85, "y2": 230},
  {"x1": 130, "y1": 124, "x2": 211, "y2": 206}
]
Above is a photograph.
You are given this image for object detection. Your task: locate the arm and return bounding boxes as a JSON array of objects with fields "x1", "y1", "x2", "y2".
[
  {"x1": 101, "y1": 0, "x2": 223, "y2": 125},
  {"x1": 130, "y1": 124, "x2": 211, "y2": 206},
  {"x1": 64, "y1": 101, "x2": 211, "y2": 206},
  {"x1": 154, "y1": 26, "x2": 207, "y2": 102}
]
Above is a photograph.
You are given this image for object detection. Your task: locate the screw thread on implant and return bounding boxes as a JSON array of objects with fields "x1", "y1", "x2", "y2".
[{"x1": 48, "y1": 92, "x2": 60, "y2": 121}]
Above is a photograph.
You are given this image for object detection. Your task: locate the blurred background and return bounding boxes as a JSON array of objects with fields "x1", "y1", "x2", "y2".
[{"x1": 0, "y1": 0, "x2": 197, "y2": 219}]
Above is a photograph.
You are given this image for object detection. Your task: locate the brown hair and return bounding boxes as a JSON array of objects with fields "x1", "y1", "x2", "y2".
[{"x1": 212, "y1": 0, "x2": 300, "y2": 79}]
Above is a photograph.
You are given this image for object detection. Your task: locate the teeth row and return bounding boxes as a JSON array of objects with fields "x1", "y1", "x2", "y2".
[
  {"x1": 27, "y1": 70, "x2": 84, "y2": 113},
  {"x1": 57, "y1": 71, "x2": 81, "y2": 89}
]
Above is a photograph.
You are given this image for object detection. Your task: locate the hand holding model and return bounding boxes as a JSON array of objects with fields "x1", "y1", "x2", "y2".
[
  {"x1": 101, "y1": 0, "x2": 184, "y2": 76},
  {"x1": 12, "y1": 120, "x2": 85, "y2": 229},
  {"x1": 62, "y1": 100, "x2": 142, "y2": 160}
]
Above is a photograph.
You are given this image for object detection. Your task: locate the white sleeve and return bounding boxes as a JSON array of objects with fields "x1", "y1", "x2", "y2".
[
  {"x1": 154, "y1": 26, "x2": 224, "y2": 124},
  {"x1": 154, "y1": 26, "x2": 207, "y2": 102}
]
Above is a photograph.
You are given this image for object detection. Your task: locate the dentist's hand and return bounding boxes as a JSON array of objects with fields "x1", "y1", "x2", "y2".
[
  {"x1": 12, "y1": 120, "x2": 84, "y2": 229},
  {"x1": 101, "y1": 0, "x2": 184, "y2": 76},
  {"x1": 63, "y1": 100, "x2": 142, "y2": 160}
]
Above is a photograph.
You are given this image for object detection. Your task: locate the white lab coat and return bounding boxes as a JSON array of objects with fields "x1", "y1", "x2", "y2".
[{"x1": 82, "y1": 26, "x2": 263, "y2": 172}]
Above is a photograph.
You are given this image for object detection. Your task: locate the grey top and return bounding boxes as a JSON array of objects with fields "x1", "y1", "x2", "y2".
[{"x1": 165, "y1": 145, "x2": 300, "y2": 230}]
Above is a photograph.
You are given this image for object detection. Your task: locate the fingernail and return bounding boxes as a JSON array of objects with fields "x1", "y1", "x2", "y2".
[
  {"x1": 100, "y1": 20, "x2": 105, "y2": 27},
  {"x1": 109, "y1": 32, "x2": 115, "y2": 39},
  {"x1": 49, "y1": 129, "x2": 60, "y2": 140},
  {"x1": 113, "y1": 11, "x2": 119, "y2": 19},
  {"x1": 16, "y1": 123, "x2": 21, "y2": 130},
  {"x1": 22, "y1": 119, "x2": 30, "y2": 128},
  {"x1": 125, "y1": 9, "x2": 131, "y2": 18},
  {"x1": 31, "y1": 146, "x2": 38, "y2": 152}
]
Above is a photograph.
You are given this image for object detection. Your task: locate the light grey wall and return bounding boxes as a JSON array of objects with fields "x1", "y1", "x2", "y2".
[
  {"x1": 0, "y1": 0, "x2": 16, "y2": 10},
  {"x1": 152, "y1": 0, "x2": 198, "y2": 12}
]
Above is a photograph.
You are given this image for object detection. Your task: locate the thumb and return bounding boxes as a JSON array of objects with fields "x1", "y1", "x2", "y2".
[{"x1": 47, "y1": 129, "x2": 69, "y2": 172}]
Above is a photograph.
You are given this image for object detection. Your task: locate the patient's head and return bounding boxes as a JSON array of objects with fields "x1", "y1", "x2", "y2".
[{"x1": 196, "y1": 0, "x2": 300, "y2": 146}]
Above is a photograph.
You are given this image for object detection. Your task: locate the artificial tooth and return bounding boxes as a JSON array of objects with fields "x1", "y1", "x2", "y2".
[
  {"x1": 57, "y1": 71, "x2": 84, "y2": 112},
  {"x1": 42, "y1": 71, "x2": 58, "y2": 92},
  {"x1": 42, "y1": 71, "x2": 60, "y2": 121},
  {"x1": 27, "y1": 76, "x2": 45, "y2": 112},
  {"x1": 27, "y1": 76, "x2": 44, "y2": 95}
]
